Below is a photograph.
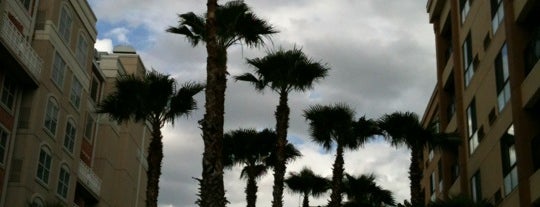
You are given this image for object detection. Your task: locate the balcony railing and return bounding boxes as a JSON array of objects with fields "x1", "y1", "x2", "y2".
[
  {"x1": 78, "y1": 160, "x2": 102, "y2": 196},
  {"x1": 0, "y1": 13, "x2": 42, "y2": 79}
]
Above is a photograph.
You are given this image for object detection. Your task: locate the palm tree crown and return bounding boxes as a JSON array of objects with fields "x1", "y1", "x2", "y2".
[
  {"x1": 285, "y1": 167, "x2": 329, "y2": 207},
  {"x1": 342, "y1": 174, "x2": 396, "y2": 207},
  {"x1": 167, "y1": 0, "x2": 277, "y2": 49},
  {"x1": 97, "y1": 71, "x2": 204, "y2": 207},
  {"x1": 303, "y1": 103, "x2": 380, "y2": 207}
]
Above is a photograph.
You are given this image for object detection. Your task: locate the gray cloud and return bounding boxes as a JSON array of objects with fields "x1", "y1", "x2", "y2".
[{"x1": 90, "y1": 0, "x2": 436, "y2": 206}]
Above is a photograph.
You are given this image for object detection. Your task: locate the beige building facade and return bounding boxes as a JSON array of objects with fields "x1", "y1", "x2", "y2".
[
  {"x1": 0, "y1": 0, "x2": 150, "y2": 206},
  {"x1": 421, "y1": 0, "x2": 539, "y2": 207}
]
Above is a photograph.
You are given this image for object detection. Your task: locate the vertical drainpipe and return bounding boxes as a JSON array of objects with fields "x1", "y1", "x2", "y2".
[
  {"x1": 134, "y1": 123, "x2": 147, "y2": 207},
  {"x1": 0, "y1": 88, "x2": 23, "y2": 207}
]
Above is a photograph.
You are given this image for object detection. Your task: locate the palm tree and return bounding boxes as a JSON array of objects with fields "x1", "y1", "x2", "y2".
[
  {"x1": 97, "y1": 71, "x2": 204, "y2": 207},
  {"x1": 342, "y1": 174, "x2": 396, "y2": 207},
  {"x1": 428, "y1": 195, "x2": 493, "y2": 207},
  {"x1": 235, "y1": 47, "x2": 329, "y2": 207},
  {"x1": 303, "y1": 103, "x2": 380, "y2": 207},
  {"x1": 223, "y1": 128, "x2": 275, "y2": 207},
  {"x1": 284, "y1": 167, "x2": 329, "y2": 207},
  {"x1": 168, "y1": 1, "x2": 276, "y2": 206},
  {"x1": 223, "y1": 128, "x2": 301, "y2": 207},
  {"x1": 377, "y1": 111, "x2": 459, "y2": 207}
]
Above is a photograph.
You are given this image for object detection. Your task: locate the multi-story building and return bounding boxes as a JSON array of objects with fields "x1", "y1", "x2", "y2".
[
  {"x1": 0, "y1": 0, "x2": 150, "y2": 206},
  {"x1": 421, "y1": 0, "x2": 540, "y2": 207}
]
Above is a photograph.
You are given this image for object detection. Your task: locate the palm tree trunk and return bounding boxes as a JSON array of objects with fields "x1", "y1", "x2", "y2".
[
  {"x1": 302, "y1": 193, "x2": 309, "y2": 207},
  {"x1": 146, "y1": 121, "x2": 163, "y2": 207},
  {"x1": 200, "y1": 1, "x2": 227, "y2": 206},
  {"x1": 246, "y1": 173, "x2": 258, "y2": 207},
  {"x1": 410, "y1": 145, "x2": 424, "y2": 207},
  {"x1": 272, "y1": 90, "x2": 290, "y2": 207},
  {"x1": 328, "y1": 144, "x2": 344, "y2": 207}
]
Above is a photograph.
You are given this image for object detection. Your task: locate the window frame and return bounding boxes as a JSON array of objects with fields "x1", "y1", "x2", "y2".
[
  {"x1": 58, "y1": 5, "x2": 73, "y2": 43},
  {"x1": 1, "y1": 75, "x2": 17, "y2": 111},
  {"x1": 70, "y1": 77, "x2": 83, "y2": 109},
  {"x1": 56, "y1": 164, "x2": 70, "y2": 199},
  {"x1": 467, "y1": 99, "x2": 479, "y2": 154},
  {"x1": 463, "y1": 34, "x2": 474, "y2": 87},
  {"x1": 51, "y1": 52, "x2": 67, "y2": 89},
  {"x1": 63, "y1": 119, "x2": 76, "y2": 154},
  {"x1": 44, "y1": 97, "x2": 59, "y2": 136},
  {"x1": 491, "y1": 0, "x2": 504, "y2": 33},
  {"x1": 0, "y1": 125, "x2": 9, "y2": 166},
  {"x1": 76, "y1": 33, "x2": 89, "y2": 68},
  {"x1": 495, "y1": 44, "x2": 511, "y2": 112},
  {"x1": 501, "y1": 124, "x2": 518, "y2": 196},
  {"x1": 36, "y1": 145, "x2": 52, "y2": 185},
  {"x1": 471, "y1": 171, "x2": 482, "y2": 202},
  {"x1": 460, "y1": 0, "x2": 471, "y2": 24}
]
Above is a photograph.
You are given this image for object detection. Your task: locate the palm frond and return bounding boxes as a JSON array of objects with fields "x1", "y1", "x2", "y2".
[
  {"x1": 167, "y1": 12, "x2": 205, "y2": 47},
  {"x1": 234, "y1": 73, "x2": 266, "y2": 91},
  {"x1": 166, "y1": 81, "x2": 205, "y2": 125}
]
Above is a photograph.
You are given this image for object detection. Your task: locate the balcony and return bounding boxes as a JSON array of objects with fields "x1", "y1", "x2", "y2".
[
  {"x1": 78, "y1": 160, "x2": 102, "y2": 197},
  {"x1": 0, "y1": 13, "x2": 42, "y2": 80}
]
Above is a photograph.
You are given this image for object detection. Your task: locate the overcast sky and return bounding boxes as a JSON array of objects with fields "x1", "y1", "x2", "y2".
[{"x1": 88, "y1": 0, "x2": 437, "y2": 206}]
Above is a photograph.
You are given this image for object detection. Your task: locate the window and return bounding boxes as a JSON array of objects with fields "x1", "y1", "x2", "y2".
[
  {"x1": 58, "y1": 6, "x2": 72, "y2": 42},
  {"x1": 57, "y1": 165, "x2": 70, "y2": 199},
  {"x1": 63, "y1": 120, "x2": 76, "y2": 153},
  {"x1": 460, "y1": 0, "x2": 471, "y2": 24},
  {"x1": 84, "y1": 114, "x2": 95, "y2": 141},
  {"x1": 90, "y1": 76, "x2": 100, "y2": 103},
  {"x1": 76, "y1": 34, "x2": 89, "y2": 68},
  {"x1": 445, "y1": 76, "x2": 456, "y2": 121},
  {"x1": 501, "y1": 124, "x2": 518, "y2": 195},
  {"x1": 463, "y1": 34, "x2": 474, "y2": 87},
  {"x1": 495, "y1": 44, "x2": 511, "y2": 112},
  {"x1": 491, "y1": 0, "x2": 504, "y2": 33},
  {"x1": 1, "y1": 76, "x2": 16, "y2": 110},
  {"x1": 0, "y1": 127, "x2": 9, "y2": 165},
  {"x1": 36, "y1": 146, "x2": 52, "y2": 184},
  {"x1": 471, "y1": 171, "x2": 482, "y2": 202},
  {"x1": 51, "y1": 52, "x2": 66, "y2": 88},
  {"x1": 44, "y1": 97, "x2": 59, "y2": 135},
  {"x1": 70, "y1": 78, "x2": 82, "y2": 109},
  {"x1": 30, "y1": 196, "x2": 45, "y2": 207},
  {"x1": 467, "y1": 99, "x2": 479, "y2": 154}
]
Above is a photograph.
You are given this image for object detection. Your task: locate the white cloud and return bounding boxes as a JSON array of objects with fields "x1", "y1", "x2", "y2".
[
  {"x1": 105, "y1": 27, "x2": 131, "y2": 44},
  {"x1": 94, "y1": 38, "x2": 113, "y2": 53}
]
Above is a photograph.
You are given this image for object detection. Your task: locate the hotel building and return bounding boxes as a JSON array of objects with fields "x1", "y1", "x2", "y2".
[{"x1": 421, "y1": 0, "x2": 540, "y2": 206}]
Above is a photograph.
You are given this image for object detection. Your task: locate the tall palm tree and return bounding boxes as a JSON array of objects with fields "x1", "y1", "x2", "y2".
[
  {"x1": 377, "y1": 111, "x2": 459, "y2": 207},
  {"x1": 235, "y1": 48, "x2": 329, "y2": 207},
  {"x1": 97, "y1": 71, "x2": 204, "y2": 207},
  {"x1": 284, "y1": 167, "x2": 329, "y2": 207},
  {"x1": 342, "y1": 174, "x2": 396, "y2": 207},
  {"x1": 303, "y1": 103, "x2": 380, "y2": 207},
  {"x1": 168, "y1": 1, "x2": 276, "y2": 206},
  {"x1": 223, "y1": 128, "x2": 275, "y2": 207}
]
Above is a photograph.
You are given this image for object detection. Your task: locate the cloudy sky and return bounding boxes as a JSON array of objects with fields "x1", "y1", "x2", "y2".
[{"x1": 88, "y1": 0, "x2": 437, "y2": 206}]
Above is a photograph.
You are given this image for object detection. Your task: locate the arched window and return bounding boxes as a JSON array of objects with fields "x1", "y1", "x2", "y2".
[
  {"x1": 30, "y1": 195, "x2": 45, "y2": 207},
  {"x1": 56, "y1": 164, "x2": 70, "y2": 199},
  {"x1": 76, "y1": 33, "x2": 89, "y2": 68},
  {"x1": 63, "y1": 118, "x2": 76, "y2": 153},
  {"x1": 44, "y1": 97, "x2": 59, "y2": 135},
  {"x1": 36, "y1": 145, "x2": 52, "y2": 184}
]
